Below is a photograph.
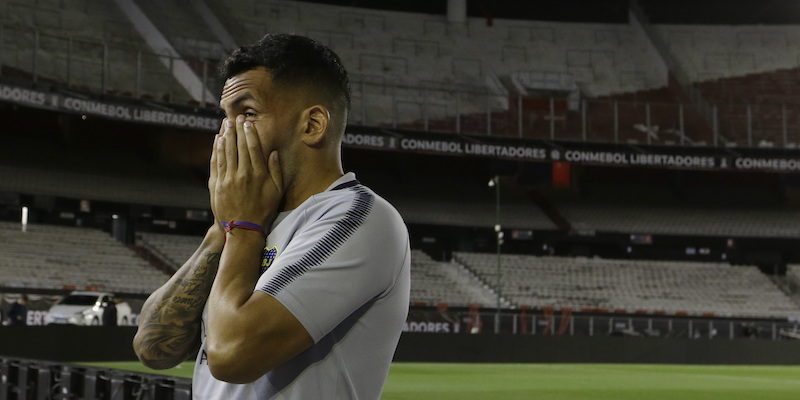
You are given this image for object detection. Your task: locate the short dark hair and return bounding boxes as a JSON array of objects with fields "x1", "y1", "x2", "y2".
[{"x1": 219, "y1": 34, "x2": 351, "y2": 113}]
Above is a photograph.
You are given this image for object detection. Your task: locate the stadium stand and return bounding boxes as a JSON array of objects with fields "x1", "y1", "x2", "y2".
[
  {"x1": 0, "y1": 0, "x2": 140, "y2": 44},
  {"x1": 5, "y1": 0, "x2": 800, "y2": 145},
  {"x1": 0, "y1": 0, "x2": 194, "y2": 102},
  {"x1": 365, "y1": 174, "x2": 556, "y2": 230},
  {"x1": 0, "y1": 135, "x2": 209, "y2": 209},
  {"x1": 454, "y1": 251, "x2": 800, "y2": 318},
  {"x1": 0, "y1": 221, "x2": 169, "y2": 294},
  {"x1": 590, "y1": 68, "x2": 800, "y2": 148},
  {"x1": 409, "y1": 249, "x2": 498, "y2": 307},
  {"x1": 137, "y1": 231, "x2": 202, "y2": 268},
  {"x1": 657, "y1": 25, "x2": 800, "y2": 82},
  {"x1": 132, "y1": 0, "x2": 225, "y2": 60},
  {"x1": 557, "y1": 203, "x2": 800, "y2": 238},
  {"x1": 137, "y1": 233, "x2": 499, "y2": 307},
  {"x1": 184, "y1": 0, "x2": 800, "y2": 144},
  {"x1": 0, "y1": 164, "x2": 208, "y2": 209},
  {"x1": 134, "y1": 231, "x2": 800, "y2": 317},
  {"x1": 3, "y1": 0, "x2": 800, "y2": 329},
  {"x1": 534, "y1": 172, "x2": 800, "y2": 237},
  {"x1": 696, "y1": 69, "x2": 800, "y2": 147},
  {"x1": 199, "y1": 0, "x2": 663, "y2": 135},
  {"x1": 787, "y1": 264, "x2": 800, "y2": 287}
]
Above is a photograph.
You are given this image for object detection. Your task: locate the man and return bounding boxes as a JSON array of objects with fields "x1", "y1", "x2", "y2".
[
  {"x1": 133, "y1": 34, "x2": 410, "y2": 400},
  {"x1": 8, "y1": 295, "x2": 27, "y2": 326},
  {"x1": 102, "y1": 296, "x2": 118, "y2": 326}
]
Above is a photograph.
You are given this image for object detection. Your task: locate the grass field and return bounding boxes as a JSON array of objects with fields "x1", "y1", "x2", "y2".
[{"x1": 80, "y1": 361, "x2": 800, "y2": 400}]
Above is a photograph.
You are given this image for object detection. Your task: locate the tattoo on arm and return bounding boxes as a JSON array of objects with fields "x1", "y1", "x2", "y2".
[{"x1": 134, "y1": 250, "x2": 221, "y2": 369}]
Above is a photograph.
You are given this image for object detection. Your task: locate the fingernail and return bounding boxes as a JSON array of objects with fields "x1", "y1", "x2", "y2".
[
  {"x1": 243, "y1": 121, "x2": 252, "y2": 129},
  {"x1": 236, "y1": 115, "x2": 245, "y2": 123}
]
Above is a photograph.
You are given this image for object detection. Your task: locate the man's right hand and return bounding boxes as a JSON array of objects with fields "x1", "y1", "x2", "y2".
[{"x1": 209, "y1": 118, "x2": 230, "y2": 233}]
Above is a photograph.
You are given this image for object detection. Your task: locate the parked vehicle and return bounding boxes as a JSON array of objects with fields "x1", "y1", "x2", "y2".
[{"x1": 43, "y1": 291, "x2": 131, "y2": 326}]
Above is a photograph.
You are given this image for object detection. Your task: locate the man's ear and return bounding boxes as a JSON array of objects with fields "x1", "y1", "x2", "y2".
[{"x1": 300, "y1": 105, "x2": 330, "y2": 147}]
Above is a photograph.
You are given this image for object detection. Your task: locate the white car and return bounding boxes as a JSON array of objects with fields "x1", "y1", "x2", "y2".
[{"x1": 44, "y1": 291, "x2": 132, "y2": 326}]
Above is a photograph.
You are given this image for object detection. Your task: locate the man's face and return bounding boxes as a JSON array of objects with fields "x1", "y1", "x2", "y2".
[{"x1": 219, "y1": 67, "x2": 298, "y2": 159}]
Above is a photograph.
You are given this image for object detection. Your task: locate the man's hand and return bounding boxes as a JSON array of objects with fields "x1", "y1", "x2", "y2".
[
  {"x1": 208, "y1": 119, "x2": 227, "y2": 227},
  {"x1": 214, "y1": 115, "x2": 283, "y2": 228}
]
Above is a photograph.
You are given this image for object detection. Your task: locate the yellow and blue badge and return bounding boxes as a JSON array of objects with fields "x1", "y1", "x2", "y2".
[{"x1": 261, "y1": 245, "x2": 279, "y2": 275}]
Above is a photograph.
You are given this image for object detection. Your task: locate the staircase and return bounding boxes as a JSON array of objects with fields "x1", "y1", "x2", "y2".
[
  {"x1": 129, "y1": 245, "x2": 175, "y2": 277},
  {"x1": 629, "y1": 0, "x2": 719, "y2": 145},
  {"x1": 529, "y1": 188, "x2": 574, "y2": 233},
  {"x1": 770, "y1": 275, "x2": 800, "y2": 310}
]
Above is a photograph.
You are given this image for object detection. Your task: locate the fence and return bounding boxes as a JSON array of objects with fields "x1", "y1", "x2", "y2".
[{"x1": 409, "y1": 306, "x2": 800, "y2": 341}]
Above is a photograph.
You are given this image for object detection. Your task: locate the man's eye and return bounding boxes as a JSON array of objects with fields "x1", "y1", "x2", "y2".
[{"x1": 244, "y1": 112, "x2": 256, "y2": 118}]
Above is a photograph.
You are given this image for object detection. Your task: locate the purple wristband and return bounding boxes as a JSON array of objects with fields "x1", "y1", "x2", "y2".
[{"x1": 221, "y1": 220, "x2": 266, "y2": 236}]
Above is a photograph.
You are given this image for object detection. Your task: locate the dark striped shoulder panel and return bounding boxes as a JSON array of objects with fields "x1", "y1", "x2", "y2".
[
  {"x1": 260, "y1": 183, "x2": 374, "y2": 296},
  {"x1": 331, "y1": 179, "x2": 360, "y2": 191}
]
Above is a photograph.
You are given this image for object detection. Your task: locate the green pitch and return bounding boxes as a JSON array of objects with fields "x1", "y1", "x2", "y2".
[{"x1": 79, "y1": 362, "x2": 800, "y2": 400}]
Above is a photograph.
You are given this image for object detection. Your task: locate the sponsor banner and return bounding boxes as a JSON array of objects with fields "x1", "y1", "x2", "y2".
[
  {"x1": 733, "y1": 157, "x2": 800, "y2": 172},
  {"x1": 343, "y1": 130, "x2": 724, "y2": 168},
  {"x1": 0, "y1": 82, "x2": 219, "y2": 130},
  {"x1": 343, "y1": 131, "x2": 549, "y2": 161},
  {"x1": 0, "y1": 84, "x2": 50, "y2": 107},
  {"x1": 404, "y1": 308, "x2": 462, "y2": 334},
  {"x1": 551, "y1": 149, "x2": 719, "y2": 170},
  {"x1": 342, "y1": 132, "x2": 395, "y2": 150},
  {"x1": 343, "y1": 130, "x2": 800, "y2": 173},
  {"x1": 403, "y1": 320, "x2": 460, "y2": 333},
  {"x1": 399, "y1": 138, "x2": 548, "y2": 160}
]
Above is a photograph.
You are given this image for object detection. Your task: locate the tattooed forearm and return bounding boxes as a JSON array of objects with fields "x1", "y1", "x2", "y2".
[
  {"x1": 179, "y1": 252, "x2": 219, "y2": 296},
  {"x1": 173, "y1": 295, "x2": 207, "y2": 311},
  {"x1": 133, "y1": 230, "x2": 223, "y2": 370},
  {"x1": 135, "y1": 322, "x2": 201, "y2": 369}
]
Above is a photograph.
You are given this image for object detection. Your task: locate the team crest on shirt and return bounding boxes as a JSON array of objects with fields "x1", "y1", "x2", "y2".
[{"x1": 261, "y1": 245, "x2": 279, "y2": 274}]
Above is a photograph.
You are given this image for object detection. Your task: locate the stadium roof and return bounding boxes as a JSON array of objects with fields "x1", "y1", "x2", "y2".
[{"x1": 296, "y1": 0, "x2": 800, "y2": 25}]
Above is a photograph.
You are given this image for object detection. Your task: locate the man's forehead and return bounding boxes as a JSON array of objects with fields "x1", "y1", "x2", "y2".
[{"x1": 220, "y1": 67, "x2": 273, "y2": 105}]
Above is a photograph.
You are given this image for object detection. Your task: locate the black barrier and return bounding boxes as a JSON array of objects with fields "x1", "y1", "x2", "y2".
[
  {"x1": 0, "y1": 358, "x2": 191, "y2": 400},
  {"x1": 2, "y1": 335, "x2": 800, "y2": 400},
  {"x1": 2, "y1": 325, "x2": 800, "y2": 365},
  {"x1": 0, "y1": 326, "x2": 138, "y2": 362}
]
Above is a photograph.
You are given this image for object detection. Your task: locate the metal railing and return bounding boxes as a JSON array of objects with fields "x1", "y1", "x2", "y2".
[{"x1": 463, "y1": 309, "x2": 800, "y2": 340}]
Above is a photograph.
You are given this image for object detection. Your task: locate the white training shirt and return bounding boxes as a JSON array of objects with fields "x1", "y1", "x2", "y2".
[{"x1": 193, "y1": 173, "x2": 411, "y2": 399}]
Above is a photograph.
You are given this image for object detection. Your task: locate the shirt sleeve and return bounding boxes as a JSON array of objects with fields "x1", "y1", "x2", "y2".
[{"x1": 254, "y1": 192, "x2": 408, "y2": 342}]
